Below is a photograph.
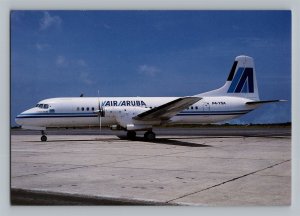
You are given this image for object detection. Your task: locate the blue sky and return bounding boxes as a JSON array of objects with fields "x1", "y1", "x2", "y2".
[{"x1": 10, "y1": 10, "x2": 291, "y2": 125}]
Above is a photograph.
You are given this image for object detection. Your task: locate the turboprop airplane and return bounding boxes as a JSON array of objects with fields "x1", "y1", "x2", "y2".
[{"x1": 15, "y1": 55, "x2": 284, "y2": 142}]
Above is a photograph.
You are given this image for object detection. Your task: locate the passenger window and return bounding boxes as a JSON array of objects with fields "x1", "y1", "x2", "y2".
[
  {"x1": 81, "y1": 107, "x2": 84, "y2": 111},
  {"x1": 87, "y1": 107, "x2": 89, "y2": 111},
  {"x1": 195, "y1": 106, "x2": 198, "y2": 110},
  {"x1": 92, "y1": 107, "x2": 95, "y2": 111},
  {"x1": 77, "y1": 107, "x2": 80, "y2": 111},
  {"x1": 191, "y1": 106, "x2": 194, "y2": 109}
]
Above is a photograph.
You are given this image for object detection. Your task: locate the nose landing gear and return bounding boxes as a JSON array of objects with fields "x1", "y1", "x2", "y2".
[{"x1": 41, "y1": 130, "x2": 47, "y2": 142}]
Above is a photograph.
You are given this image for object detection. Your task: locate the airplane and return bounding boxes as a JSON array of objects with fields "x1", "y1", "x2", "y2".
[{"x1": 15, "y1": 55, "x2": 285, "y2": 142}]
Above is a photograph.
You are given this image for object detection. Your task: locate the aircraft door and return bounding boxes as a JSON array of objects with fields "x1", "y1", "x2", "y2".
[{"x1": 203, "y1": 102, "x2": 210, "y2": 111}]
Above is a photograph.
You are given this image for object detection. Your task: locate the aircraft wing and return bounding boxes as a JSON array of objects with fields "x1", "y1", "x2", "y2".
[{"x1": 133, "y1": 97, "x2": 202, "y2": 121}]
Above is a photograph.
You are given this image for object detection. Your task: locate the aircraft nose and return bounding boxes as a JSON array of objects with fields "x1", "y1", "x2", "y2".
[
  {"x1": 15, "y1": 108, "x2": 35, "y2": 126},
  {"x1": 15, "y1": 112, "x2": 25, "y2": 126}
]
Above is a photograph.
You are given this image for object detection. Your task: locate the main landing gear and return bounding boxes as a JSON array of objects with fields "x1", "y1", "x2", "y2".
[
  {"x1": 144, "y1": 130, "x2": 156, "y2": 141},
  {"x1": 41, "y1": 130, "x2": 47, "y2": 142},
  {"x1": 127, "y1": 131, "x2": 136, "y2": 140},
  {"x1": 126, "y1": 130, "x2": 156, "y2": 141}
]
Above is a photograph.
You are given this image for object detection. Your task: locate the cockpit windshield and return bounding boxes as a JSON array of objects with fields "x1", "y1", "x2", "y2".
[{"x1": 36, "y1": 104, "x2": 49, "y2": 109}]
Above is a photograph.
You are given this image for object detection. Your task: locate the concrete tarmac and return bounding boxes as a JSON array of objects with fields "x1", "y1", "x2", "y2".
[{"x1": 10, "y1": 127, "x2": 291, "y2": 206}]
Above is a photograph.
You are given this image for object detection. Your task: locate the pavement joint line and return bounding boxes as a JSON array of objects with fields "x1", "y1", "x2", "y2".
[
  {"x1": 166, "y1": 159, "x2": 291, "y2": 204},
  {"x1": 12, "y1": 144, "x2": 287, "y2": 178},
  {"x1": 93, "y1": 164, "x2": 246, "y2": 175},
  {"x1": 11, "y1": 149, "x2": 195, "y2": 178},
  {"x1": 13, "y1": 160, "x2": 282, "y2": 180},
  {"x1": 253, "y1": 174, "x2": 290, "y2": 178},
  {"x1": 161, "y1": 154, "x2": 287, "y2": 161},
  {"x1": 11, "y1": 147, "x2": 205, "y2": 179},
  {"x1": 11, "y1": 160, "x2": 261, "y2": 176},
  {"x1": 11, "y1": 155, "x2": 153, "y2": 178},
  {"x1": 12, "y1": 164, "x2": 92, "y2": 178}
]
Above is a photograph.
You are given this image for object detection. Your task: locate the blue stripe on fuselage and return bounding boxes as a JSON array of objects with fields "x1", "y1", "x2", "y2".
[
  {"x1": 16, "y1": 112, "x2": 98, "y2": 118},
  {"x1": 16, "y1": 110, "x2": 252, "y2": 119}
]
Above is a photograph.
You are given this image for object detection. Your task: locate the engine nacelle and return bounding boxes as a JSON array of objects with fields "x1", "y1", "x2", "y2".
[
  {"x1": 103, "y1": 106, "x2": 150, "y2": 119},
  {"x1": 103, "y1": 106, "x2": 156, "y2": 130}
]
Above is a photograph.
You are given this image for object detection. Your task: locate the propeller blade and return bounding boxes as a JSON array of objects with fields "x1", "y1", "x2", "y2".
[{"x1": 97, "y1": 90, "x2": 101, "y2": 134}]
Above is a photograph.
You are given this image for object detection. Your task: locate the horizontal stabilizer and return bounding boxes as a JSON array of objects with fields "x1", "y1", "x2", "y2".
[
  {"x1": 246, "y1": 100, "x2": 287, "y2": 105},
  {"x1": 133, "y1": 97, "x2": 201, "y2": 121}
]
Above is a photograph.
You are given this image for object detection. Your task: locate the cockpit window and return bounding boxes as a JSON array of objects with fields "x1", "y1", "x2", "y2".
[{"x1": 36, "y1": 103, "x2": 49, "y2": 109}]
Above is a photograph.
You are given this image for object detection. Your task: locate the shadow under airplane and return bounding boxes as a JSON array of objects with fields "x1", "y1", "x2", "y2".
[{"x1": 117, "y1": 136, "x2": 212, "y2": 147}]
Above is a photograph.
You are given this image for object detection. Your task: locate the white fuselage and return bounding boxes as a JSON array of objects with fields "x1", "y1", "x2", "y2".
[{"x1": 15, "y1": 96, "x2": 257, "y2": 130}]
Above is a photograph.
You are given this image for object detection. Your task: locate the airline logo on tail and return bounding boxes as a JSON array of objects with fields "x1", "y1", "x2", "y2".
[{"x1": 227, "y1": 67, "x2": 254, "y2": 93}]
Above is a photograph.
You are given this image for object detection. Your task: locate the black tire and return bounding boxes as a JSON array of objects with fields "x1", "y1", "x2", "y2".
[
  {"x1": 41, "y1": 135, "x2": 47, "y2": 142},
  {"x1": 144, "y1": 131, "x2": 156, "y2": 141},
  {"x1": 127, "y1": 131, "x2": 136, "y2": 140}
]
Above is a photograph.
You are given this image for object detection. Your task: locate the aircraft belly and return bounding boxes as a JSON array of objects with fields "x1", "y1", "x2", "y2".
[
  {"x1": 47, "y1": 116, "x2": 116, "y2": 127},
  {"x1": 170, "y1": 114, "x2": 242, "y2": 124},
  {"x1": 18, "y1": 116, "x2": 116, "y2": 128}
]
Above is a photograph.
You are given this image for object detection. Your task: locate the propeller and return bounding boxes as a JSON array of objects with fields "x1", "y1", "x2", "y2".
[{"x1": 97, "y1": 90, "x2": 103, "y2": 134}]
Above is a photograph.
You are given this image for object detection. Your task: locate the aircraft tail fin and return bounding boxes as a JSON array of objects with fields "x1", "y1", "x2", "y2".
[{"x1": 197, "y1": 55, "x2": 260, "y2": 100}]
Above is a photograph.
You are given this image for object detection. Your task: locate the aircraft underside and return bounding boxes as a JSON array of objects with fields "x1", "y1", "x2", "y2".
[
  {"x1": 23, "y1": 114, "x2": 242, "y2": 128},
  {"x1": 20, "y1": 113, "x2": 244, "y2": 142}
]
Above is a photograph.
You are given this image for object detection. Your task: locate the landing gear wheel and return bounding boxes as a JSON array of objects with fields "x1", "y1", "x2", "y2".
[
  {"x1": 41, "y1": 130, "x2": 47, "y2": 142},
  {"x1": 144, "y1": 131, "x2": 156, "y2": 141},
  {"x1": 127, "y1": 131, "x2": 136, "y2": 140},
  {"x1": 41, "y1": 135, "x2": 47, "y2": 142}
]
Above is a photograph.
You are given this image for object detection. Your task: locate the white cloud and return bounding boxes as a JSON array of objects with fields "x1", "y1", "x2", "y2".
[
  {"x1": 77, "y1": 59, "x2": 87, "y2": 67},
  {"x1": 79, "y1": 71, "x2": 94, "y2": 85},
  {"x1": 40, "y1": 11, "x2": 62, "y2": 30},
  {"x1": 35, "y1": 42, "x2": 50, "y2": 51},
  {"x1": 103, "y1": 24, "x2": 112, "y2": 29},
  {"x1": 55, "y1": 56, "x2": 92, "y2": 85},
  {"x1": 236, "y1": 37, "x2": 277, "y2": 48},
  {"x1": 138, "y1": 65, "x2": 161, "y2": 77},
  {"x1": 55, "y1": 56, "x2": 88, "y2": 68},
  {"x1": 56, "y1": 55, "x2": 68, "y2": 67}
]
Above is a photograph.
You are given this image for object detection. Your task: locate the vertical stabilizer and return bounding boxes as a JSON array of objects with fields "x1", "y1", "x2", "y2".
[{"x1": 197, "y1": 55, "x2": 260, "y2": 100}]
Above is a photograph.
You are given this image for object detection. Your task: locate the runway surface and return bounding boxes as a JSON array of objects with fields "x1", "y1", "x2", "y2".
[{"x1": 10, "y1": 127, "x2": 291, "y2": 205}]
